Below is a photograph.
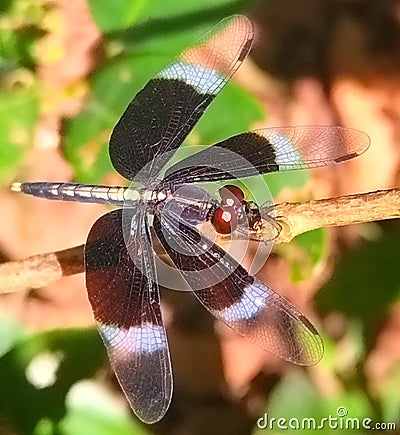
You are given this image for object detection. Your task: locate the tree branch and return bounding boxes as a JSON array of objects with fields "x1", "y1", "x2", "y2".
[
  {"x1": 1, "y1": 188, "x2": 399, "y2": 294},
  {"x1": 274, "y1": 187, "x2": 400, "y2": 243}
]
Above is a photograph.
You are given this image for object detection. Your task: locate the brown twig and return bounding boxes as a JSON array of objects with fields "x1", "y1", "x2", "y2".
[
  {"x1": 0, "y1": 245, "x2": 84, "y2": 294},
  {"x1": 274, "y1": 187, "x2": 400, "y2": 243},
  {"x1": 1, "y1": 188, "x2": 399, "y2": 295}
]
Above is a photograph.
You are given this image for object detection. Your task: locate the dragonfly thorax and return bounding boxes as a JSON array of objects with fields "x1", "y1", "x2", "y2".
[{"x1": 154, "y1": 184, "x2": 214, "y2": 226}]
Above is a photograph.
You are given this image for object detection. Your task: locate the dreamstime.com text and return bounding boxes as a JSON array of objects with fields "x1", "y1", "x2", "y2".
[{"x1": 257, "y1": 407, "x2": 397, "y2": 431}]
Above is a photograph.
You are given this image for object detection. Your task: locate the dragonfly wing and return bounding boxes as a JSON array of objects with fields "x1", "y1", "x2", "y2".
[
  {"x1": 153, "y1": 209, "x2": 323, "y2": 365},
  {"x1": 164, "y1": 125, "x2": 370, "y2": 183},
  {"x1": 85, "y1": 208, "x2": 172, "y2": 423},
  {"x1": 109, "y1": 15, "x2": 254, "y2": 182}
]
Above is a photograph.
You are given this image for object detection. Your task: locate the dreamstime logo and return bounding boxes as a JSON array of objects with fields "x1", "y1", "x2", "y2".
[
  {"x1": 121, "y1": 145, "x2": 276, "y2": 292},
  {"x1": 256, "y1": 406, "x2": 397, "y2": 431}
]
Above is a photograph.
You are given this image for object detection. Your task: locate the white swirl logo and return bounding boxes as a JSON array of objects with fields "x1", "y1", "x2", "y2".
[{"x1": 336, "y1": 406, "x2": 348, "y2": 417}]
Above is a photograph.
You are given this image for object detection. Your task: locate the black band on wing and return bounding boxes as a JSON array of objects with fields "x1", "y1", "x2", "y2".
[
  {"x1": 85, "y1": 208, "x2": 158, "y2": 327},
  {"x1": 163, "y1": 132, "x2": 278, "y2": 184},
  {"x1": 109, "y1": 80, "x2": 214, "y2": 182}
]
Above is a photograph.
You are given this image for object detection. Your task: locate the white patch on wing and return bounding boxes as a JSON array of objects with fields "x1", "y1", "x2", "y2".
[
  {"x1": 219, "y1": 280, "x2": 268, "y2": 322},
  {"x1": 99, "y1": 323, "x2": 167, "y2": 354},
  {"x1": 265, "y1": 131, "x2": 302, "y2": 166},
  {"x1": 157, "y1": 61, "x2": 224, "y2": 95}
]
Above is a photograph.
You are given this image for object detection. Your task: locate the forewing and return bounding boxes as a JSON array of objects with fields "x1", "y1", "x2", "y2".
[
  {"x1": 163, "y1": 125, "x2": 370, "y2": 184},
  {"x1": 153, "y1": 210, "x2": 323, "y2": 365},
  {"x1": 109, "y1": 15, "x2": 254, "y2": 182},
  {"x1": 85, "y1": 208, "x2": 172, "y2": 424}
]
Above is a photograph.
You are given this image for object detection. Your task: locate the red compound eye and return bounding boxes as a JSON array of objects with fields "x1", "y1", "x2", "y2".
[
  {"x1": 219, "y1": 185, "x2": 245, "y2": 206},
  {"x1": 211, "y1": 206, "x2": 238, "y2": 234}
]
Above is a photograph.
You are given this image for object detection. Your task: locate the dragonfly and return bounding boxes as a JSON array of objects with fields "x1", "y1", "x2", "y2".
[{"x1": 11, "y1": 15, "x2": 370, "y2": 424}]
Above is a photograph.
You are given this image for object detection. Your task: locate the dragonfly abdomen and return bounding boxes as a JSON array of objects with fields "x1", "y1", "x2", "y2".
[{"x1": 11, "y1": 182, "x2": 132, "y2": 206}]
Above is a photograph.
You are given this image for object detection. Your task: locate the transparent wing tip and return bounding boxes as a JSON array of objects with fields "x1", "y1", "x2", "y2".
[{"x1": 288, "y1": 315, "x2": 324, "y2": 366}]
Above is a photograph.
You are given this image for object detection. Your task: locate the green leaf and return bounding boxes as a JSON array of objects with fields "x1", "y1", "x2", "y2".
[
  {"x1": 274, "y1": 229, "x2": 327, "y2": 282},
  {"x1": 89, "y1": 0, "x2": 260, "y2": 33},
  {"x1": 292, "y1": 229, "x2": 327, "y2": 281},
  {"x1": 256, "y1": 369, "x2": 375, "y2": 434},
  {"x1": 0, "y1": 316, "x2": 28, "y2": 357},
  {"x1": 0, "y1": 327, "x2": 106, "y2": 435},
  {"x1": 317, "y1": 227, "x2": 400, "y2": 322},
  {"x1": 0, "y1": 88, "x2": 39, "y2": 184},
  {"x1": 194, "y1": 82, "x2": 264, "y2": 144},
  {"x1": 87, "y1": 0, "x2": 148, "y2": 32},
  {"x1": 59, "y1": 389, "x2": 147, "y2": 435},
  {"x1": 0, "y1": 0, "x2": 46, "y2": 72},
  {"x1": 380, "y1": 365, "x2": 400, "y2": 423},
  {"x1": 63, "y1": 53, "x2": 170, "y2": 182},
  {"x1": 59, "y1": 410, "x2": 146, "y2": 435},
  {"x1": 263, "y1": 169, "x2": 309, "y2": 198},
  {"x1": 296, "y1": 229, "x2": 327, "y2": 265},
  {"x1": 129, "y1": 0, "x2": 254, "y2": 23}
]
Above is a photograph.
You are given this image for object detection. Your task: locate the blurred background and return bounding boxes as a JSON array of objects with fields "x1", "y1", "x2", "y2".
[{"x1": 0, "y1": 0, "x2": 400, "y2": 434}]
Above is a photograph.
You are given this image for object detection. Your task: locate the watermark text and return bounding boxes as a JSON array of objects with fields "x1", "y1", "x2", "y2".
[{"x1": 257, "y1": 407, "x2": 397, "y2": 431}]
